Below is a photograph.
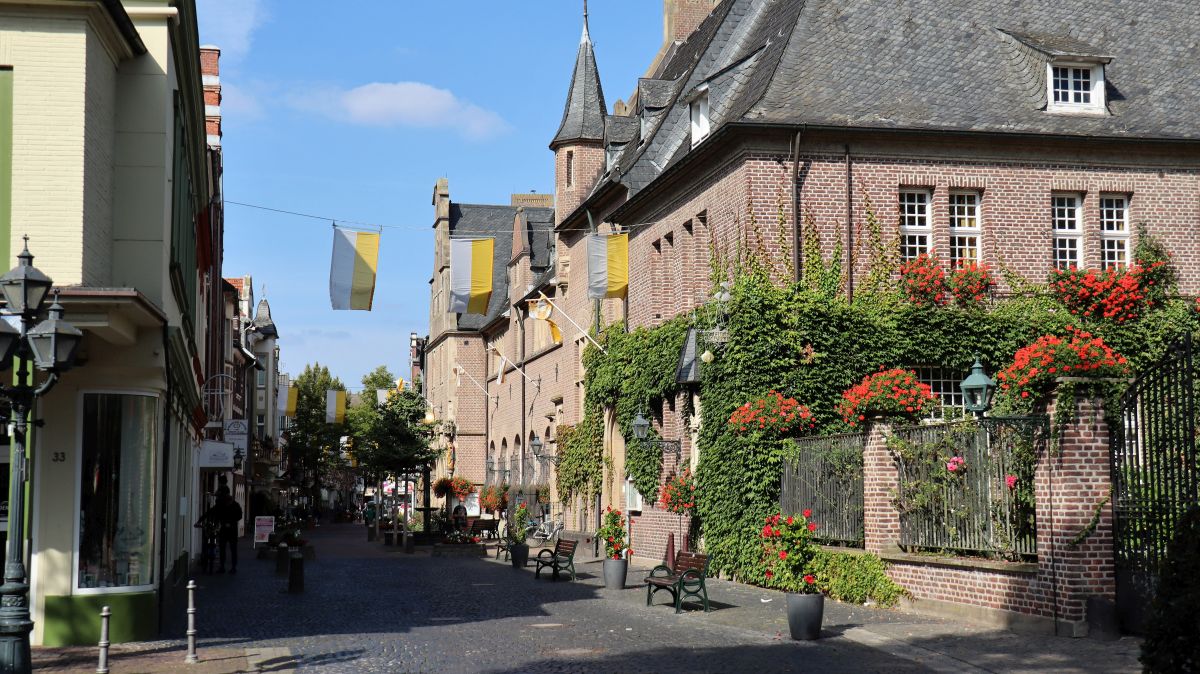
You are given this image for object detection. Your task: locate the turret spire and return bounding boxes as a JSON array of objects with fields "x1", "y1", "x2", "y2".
[{"x1": 551, "y1": 1, "x2": 607, "y2": 149}]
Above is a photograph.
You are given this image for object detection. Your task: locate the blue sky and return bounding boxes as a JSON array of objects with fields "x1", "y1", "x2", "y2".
[{"x1": 198, "y1": 1, "x2": 662, "y2": 388}]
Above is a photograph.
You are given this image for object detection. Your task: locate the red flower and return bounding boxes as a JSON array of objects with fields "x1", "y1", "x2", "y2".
[
  {"x1": 779, "y1": 550, "x2": 788, "y2": 560},
  {"x1": 808, "y1": 523, "x2": 817, "y2": 532},
  {"x1": 804, "y1": 574, "x2": 816, "y2": 585},
  {"x1": 802, "y1": 509, "x2": 812, "y2": 518},
  {"x1": 765, "y1": 570, "x2": 774, "y2": 578},
  {"x1": 786, "y1": 516, "x2": 794, "y2": 526}
]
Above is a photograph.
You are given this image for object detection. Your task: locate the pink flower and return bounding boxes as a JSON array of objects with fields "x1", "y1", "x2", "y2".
[{"x1": 1006, "y1": 474, "x2": 1018, "y2": 490}]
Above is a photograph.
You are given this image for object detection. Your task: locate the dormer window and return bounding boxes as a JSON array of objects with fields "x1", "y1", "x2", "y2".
[
  {"x1": 690, "y1": 89, "x2": 711, "y2": 147},
  {"x1": 1048, "y1": 62, "x2": 1105, "y2": 113}
]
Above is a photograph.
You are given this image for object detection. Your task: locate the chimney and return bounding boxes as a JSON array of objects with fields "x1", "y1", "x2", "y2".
[
  {"x1": 663, "y1": 0, "x2": 719, "y2": 46},
  {"x1": 200, "y1": 45, "x2": 222, "y2": 147}
]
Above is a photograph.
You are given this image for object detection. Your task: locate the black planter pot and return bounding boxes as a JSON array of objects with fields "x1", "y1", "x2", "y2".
[
  {"x1": 511, "y1": 543, "x2": 530, "y2": 568},
  {"x1": 366, "y1": 525, "x2": 377, "y2": 542},
  {"x1": 602, "y1": 559, "x2": 628, "y2": 589},
  {"x1": 786, "y1": 593, "x2": 824, "y2": 641}
]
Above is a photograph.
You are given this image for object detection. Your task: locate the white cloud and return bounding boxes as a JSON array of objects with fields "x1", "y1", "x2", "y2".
[
  {"x1": 196, "y1": 0, "x2": 268, "y2": 62},
  {"x1": 220, "y1": 82, "x2": 264, "y2": 121},
  {"x1": 297, "y1": 82, "x2": 510, "y2": 141}
]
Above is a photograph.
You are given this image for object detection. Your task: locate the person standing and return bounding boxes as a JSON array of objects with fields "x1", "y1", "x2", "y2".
[{"x1": 196, "y1": 493, "x2": 242, "y2": 573}]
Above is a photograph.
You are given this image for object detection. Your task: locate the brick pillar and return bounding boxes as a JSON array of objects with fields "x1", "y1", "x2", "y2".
[
  {"x1": 1036, "y1": 384, "x2": 1116, "y2": 637},
  {"x1": 863, "y1": 420, "x2": 901, "y2": 554}
]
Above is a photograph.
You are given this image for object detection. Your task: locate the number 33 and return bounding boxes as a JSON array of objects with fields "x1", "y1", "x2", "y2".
[{"x1": 50, "y1": 452, "x2": 66, "y2": 463}]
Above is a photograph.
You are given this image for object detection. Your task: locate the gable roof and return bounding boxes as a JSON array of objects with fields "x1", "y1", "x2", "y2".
[
  {"x1": 449, "y1": 203, "x2": 555, "y2": 330},
  {"x1": 587, "y1": 0, "x2": 1200, "y2": 214},
  {"x1": 550, "y1": 15, "x2": 608, "y2": 148}
]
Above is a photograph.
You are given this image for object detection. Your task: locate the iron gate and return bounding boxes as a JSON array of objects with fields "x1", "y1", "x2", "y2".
[{"x1": 1112, "y1": 334, "x2": 1200, "y2": 633}]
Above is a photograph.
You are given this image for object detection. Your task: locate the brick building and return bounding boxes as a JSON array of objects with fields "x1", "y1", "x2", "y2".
[{"x1": 425, "y1": 0, "x2": 1199, "y2": 629}]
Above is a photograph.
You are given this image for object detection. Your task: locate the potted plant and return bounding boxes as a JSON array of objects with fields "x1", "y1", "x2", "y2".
[
  {"x1": 761, "y1": 509, "x2": 824, "y2": 640},
  {"x1": 509, "y1": 503, "x2": 531, "y2": 568},
  {"x1": 597, "y1": 506, "x2": 630, "y2": 590},
  {"x1": 432, "y1": 477, "x2": 454, "y2": 501}
]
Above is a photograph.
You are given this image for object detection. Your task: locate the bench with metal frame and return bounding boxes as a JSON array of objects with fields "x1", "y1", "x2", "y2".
[
  {"x1": 645, "y1": 550, "x2": 711, "y2": 613},
  {"x1": 534, "y1": 539, "x2": 578, "y2": 581}
]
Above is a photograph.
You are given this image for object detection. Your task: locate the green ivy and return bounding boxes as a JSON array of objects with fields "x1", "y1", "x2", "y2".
[
  {"x1": 807, "y1": 550, "x2": 908, "y2": 607},
  {"x1": 554, "y1": 406, "x2": 603, "y2": 505},
  {"x1": 583, "y1": 319, "x2": 690, "y2": 501}
]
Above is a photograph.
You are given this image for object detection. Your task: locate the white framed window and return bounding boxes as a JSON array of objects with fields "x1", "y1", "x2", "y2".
[
  {"x1": 690, "y1": 89, "x2": 711, "y2": 147},
  {"x1": 75, "y1": 392, "x2": 159, "y2": 593},
  {"x1": 913, "y1": 366, "x2": 968, "y2": 419},
  {"x1": 1099, "y1": 195, "x2": 1130, "y2": 270},
  {"x1": 255, "y1": 369, "x2": 266, "y2": 389},
  {"x1": 1047, "y1": 63, "x2": 1106, "y2": 114},
  {"x1": 1052, "y1": 193, "x2": 1083, "y2": 270},
  {"x1": 624, "y1": 475, "x2": 643, "y2": 513},
  {"x1": 948, "y1": 192, "x2": 981, "y2": 266},
  {"x1": 898, "y1": 190, "x2": 932, "y2": 261}
]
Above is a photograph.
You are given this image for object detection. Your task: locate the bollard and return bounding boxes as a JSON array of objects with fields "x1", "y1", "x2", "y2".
[
  {"x1": 275, "y1": 543, "x2": 289, "y2": 575},
  {"x1": 383, "y1": 531, "x2": 394, "y2": 546},
  {"x1": 404, "y1": 531, "x2": 414, "y2": 554},
  {"x1": 185, "y1": 580, "x2": 198, "y2": 664},
  {"x1": 96, "y1": 605, "x2": 111, "y2": 674},
  {"x1": 366, "y1": 525, "x2": 376, "y2": 542},
  {"x1": 287, "y1": 550, "x2": 304, "y2": 593}
]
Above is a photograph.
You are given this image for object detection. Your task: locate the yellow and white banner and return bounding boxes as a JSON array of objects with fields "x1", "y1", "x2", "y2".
[
  {"x1": 449, "y1": 238, "x2": 494, "y2": 314},
  {"x1": 329, "y1": 226, "x2": 380, "y2": 311},
  {"x1": 586, "y1": 233, "x2": 628, "y2": 300},
  {"x1": 277, "y1": 385, "x2": 298, "y2": 417},
  {"x1": 325, "y1": 390, "x2": 347, "y2": 424},
  {"x1": 530, "y1": 297, "x2": 563, "y2": 345},
  {"x1": 376, "y1": 389, "x2": 389, "y2": 405}
]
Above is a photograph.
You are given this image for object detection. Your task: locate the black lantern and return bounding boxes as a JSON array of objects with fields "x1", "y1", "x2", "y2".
[
  {"x1": 26, "y1": 293, "x2": 82, "y2": 372},
  {"x1": 959, "y1": 357, "x2": 996, "y2": 416},
  {"x1": 0, "y1": 239, "x2": 53, "y2": 316},
  {"x1": 233, "y1": 448, "x2": 245, "y2": 471},
  {"x1": 632, "y1": 412, "x2": 650, "y2": 440},
  {"x1": 530, "y1": 434, "x2": 544, "y2": 457}
]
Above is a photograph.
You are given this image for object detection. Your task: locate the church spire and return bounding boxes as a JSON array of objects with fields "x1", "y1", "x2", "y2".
[{"x1": 550, "y1": 0, "x2": 607, "y2": 149}]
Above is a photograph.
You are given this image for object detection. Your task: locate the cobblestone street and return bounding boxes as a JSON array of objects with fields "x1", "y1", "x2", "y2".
[{"x1": 36, "y1": 523, "x2": 1142, "y2": 673}]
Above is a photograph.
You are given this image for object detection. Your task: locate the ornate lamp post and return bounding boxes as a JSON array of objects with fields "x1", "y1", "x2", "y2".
[
  {"x1": 959, "y1": 357, "x2": 997, "y2": 417},
  {"x1": 0, "y1": 240, "x2": 82, "y2": 674}
]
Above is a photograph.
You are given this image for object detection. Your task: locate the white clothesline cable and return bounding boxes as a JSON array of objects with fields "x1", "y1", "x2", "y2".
[{"x1": 530, "y1": 292, "x2": 606, "y2": 352}]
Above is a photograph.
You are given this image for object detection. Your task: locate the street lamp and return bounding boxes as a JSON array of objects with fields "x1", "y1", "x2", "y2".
[
  {"x1": 959, "y1": 356, "x2": 997, "y2": 417},
  {"x1": 530, "y1": 433, "x2": 560, "y2": 465},
  {"x1": 233, "y1": 448, "x2": 245, "y2": 472},
  {"x1": 629, "y1": 410, "x2": 680, "y2": 458},
  {"x1": 0, "y1": 239, "x2": 82, "y2": 674}
]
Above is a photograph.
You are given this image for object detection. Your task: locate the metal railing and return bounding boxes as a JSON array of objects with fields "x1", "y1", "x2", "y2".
[
  {"x1": 781, "y1": 433, "x2": 866, "y2": 546},
  {"x1": 890, "y1": 418, "x2": 1044, "y2": 559}
]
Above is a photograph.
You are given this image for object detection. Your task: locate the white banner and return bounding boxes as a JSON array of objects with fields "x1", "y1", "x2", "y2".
[{"x1": 199, "y1": 440, "x2": 234, "y2": 468}]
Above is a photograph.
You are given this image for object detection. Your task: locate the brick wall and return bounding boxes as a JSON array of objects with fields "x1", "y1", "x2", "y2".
[
  {"x1": 876, "y1": 387, "x2": 1115, "y2": 636},
  {"x1": 554, "y1": 143, "x2": 606, "y2": 226},
  {"x1": 629, "y1": 391, "x2": 696, "y2": 565}
]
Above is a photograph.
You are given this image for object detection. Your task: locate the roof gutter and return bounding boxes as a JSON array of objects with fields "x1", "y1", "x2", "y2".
[{"x1": 99, "y1": 0, "x2": 147, "y2": 55}]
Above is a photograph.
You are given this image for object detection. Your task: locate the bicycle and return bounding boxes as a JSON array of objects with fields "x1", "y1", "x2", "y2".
[{"x1": 524, "y1": 518, "x2": 564, "y2": 546}]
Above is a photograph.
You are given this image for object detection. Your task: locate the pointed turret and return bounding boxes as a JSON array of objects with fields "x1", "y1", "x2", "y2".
[
  {"x1": 552, "y1": 2, "x2": 610, "y2": 225},
  {"x1": 550, "y1": 2, "x2": 607, "y2": 150}
]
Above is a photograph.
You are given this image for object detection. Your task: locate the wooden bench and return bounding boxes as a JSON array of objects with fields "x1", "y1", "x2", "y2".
[
  {"x1": 534, "y1": 539, "x2": 578, "y2": 581},
  {"x1": 645, "y1": 551, "x2": 711, "y2": 613},
  {"x1": 468, "y1": 519, "x2": 499, "y2": 539}
]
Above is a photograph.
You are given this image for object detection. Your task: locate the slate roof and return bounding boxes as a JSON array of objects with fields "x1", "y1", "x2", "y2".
[
  {"x1": 590, "y1": 0, "x2": 1200, "y2": 208},
  {"x1": 551, "y1": 17, "x2": 608, "y2": 148},
  {"x1": 449, "y1": 203, "x2": 555, "y2": 331},
  {"x1": 253, "y1": 299, "x2": 277, "y2": 338}
]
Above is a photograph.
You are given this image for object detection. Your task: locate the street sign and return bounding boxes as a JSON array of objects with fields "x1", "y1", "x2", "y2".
[
  {"x1": 224, "y1": 419, "x2": 249, "y2": 451},
  {"x1": 254, "y1": 516, "x2": 274, "y2": 544},
  {"x1": 199, "y1": 440, "x2": 234, "y2": 468}
]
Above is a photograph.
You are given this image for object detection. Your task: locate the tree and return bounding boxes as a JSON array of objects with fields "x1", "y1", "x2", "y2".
[{"x1": 287, "y1": 363, "x2": 346, "y2": 506}]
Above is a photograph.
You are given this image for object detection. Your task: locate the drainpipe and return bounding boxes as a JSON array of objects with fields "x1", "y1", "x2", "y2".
[
  {"x1": 157, "y1": 324, "x2": 171, "y2": 633},
  {"x1": 791, "y1": 129, "x2": 803, "y2": 283},
  {"x1": 518, "y1": 305, "x2": 527, "y2": 505},
  {"x1": 845, "y1": 145, "x2": 854, "y2": 302}
]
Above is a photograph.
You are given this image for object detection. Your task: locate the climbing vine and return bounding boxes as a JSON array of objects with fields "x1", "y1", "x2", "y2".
[
  {"x1": 554, "y1": 407, "x2": 603, "y2": 505},
  {"x1": 583, "y1": 318, "x2": 690, "y2": 501}
]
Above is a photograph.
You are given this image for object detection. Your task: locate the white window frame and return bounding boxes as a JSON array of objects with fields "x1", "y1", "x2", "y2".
[
  {"x1": 1047, "y1": 62, "x2": 1106, "y2": 114},
  {"x1": 913, "y1": 367, "x2": 968, "y2": 420},
  {"x1": 948, "y1": 191, "x2": 981, "y2": 267},
  {"x1": 898, "y1": 189, "x2": 932, "y2": 261},
  {"x1": 624, "y1": 475, "x2": 643, "y2": 513},
  {"x1": 690, "y1": 88, "x2": 711, "y2": 148},
  {"x1": 1052, "y1": 193, "x2": 1084, "y2": 270},
  {"x1": 1099, "y1": 194, "x2": 1130, "y2": 270},
  {"x1": 72, "y1": 390, "x2": 161, "y2": 596}
]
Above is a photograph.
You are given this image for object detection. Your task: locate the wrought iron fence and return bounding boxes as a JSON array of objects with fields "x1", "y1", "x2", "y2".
[
  {"x1": 1112, "y1": 334, "x2": 1200, "y2": 631},
  {"x1": 890, "y1": 417, "x2": 1046, "y2": 559},
  {"x1": 781, "y1": 433, "x2": 866, "y2": 546}
]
